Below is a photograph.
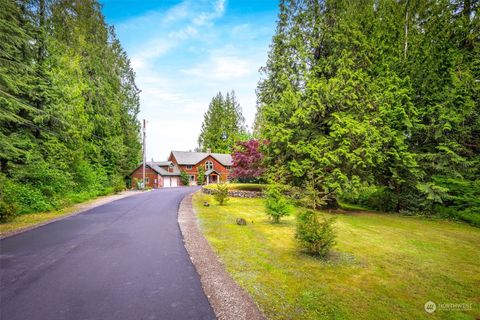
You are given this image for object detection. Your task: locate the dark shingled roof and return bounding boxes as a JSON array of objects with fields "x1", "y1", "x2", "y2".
[
  {"x1": 171, "y1": 151, "x2": 232, "y2": 166},
  {"x1": 147, "y1": 162, "x2": 180, "y2": 176}
]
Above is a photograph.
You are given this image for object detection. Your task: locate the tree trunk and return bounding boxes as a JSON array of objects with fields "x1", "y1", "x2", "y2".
[
  {"x1": 320, "y1": 196, "x2": 339, "y2": 210},
  {"x1": 404, "y1": 0, "x2": 409, "y2": 59}
]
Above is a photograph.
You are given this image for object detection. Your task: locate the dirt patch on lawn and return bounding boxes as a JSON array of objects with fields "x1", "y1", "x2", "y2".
[{"x1": 178, "y1": 192, "x2": 266, "y2": 320}]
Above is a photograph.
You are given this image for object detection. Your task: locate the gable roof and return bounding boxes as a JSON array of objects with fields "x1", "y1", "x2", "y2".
[
  {"x1": 153, "y1": 161, "x2": 172, "y2": 166},
  {"x1": 205, "y1": 169, "x2": 220, "y2": 176},
  {"x1": 171, "y1": 151, "x2": 232, "y2": 166},
  {"x1": 146, "y1": 162, "x2": 180, "y2": 176}
]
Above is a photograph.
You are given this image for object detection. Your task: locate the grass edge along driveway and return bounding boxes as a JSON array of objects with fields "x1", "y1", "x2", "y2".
[
  {"x1": 0, "y1": 191, "x2": 141, "y2": 236},
  {"x1": 193, "y1": 193, "x2": 480, "y2": 320}
]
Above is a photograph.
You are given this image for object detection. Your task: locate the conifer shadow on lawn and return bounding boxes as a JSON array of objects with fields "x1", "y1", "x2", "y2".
[{"x1": 193, "y1": 193, "x2": 480, "y2": 320}]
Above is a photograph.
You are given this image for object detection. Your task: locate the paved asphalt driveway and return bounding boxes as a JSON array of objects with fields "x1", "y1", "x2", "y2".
[{"x1": 0, "y1": 187, "x2": 216, "y2": 320}]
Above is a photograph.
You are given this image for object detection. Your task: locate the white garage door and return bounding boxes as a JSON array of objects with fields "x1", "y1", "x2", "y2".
[
  {"x1": 171, "y1": 178, "x2": 178, "y2": 187},
  {"x1": 164, "y1": 177, "x2": 171, "y2": 187}
]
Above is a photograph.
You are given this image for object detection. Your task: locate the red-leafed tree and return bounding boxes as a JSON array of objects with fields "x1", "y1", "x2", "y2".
[{"x1": 231, "y1": 139, "x2": 266, "y2": 182}]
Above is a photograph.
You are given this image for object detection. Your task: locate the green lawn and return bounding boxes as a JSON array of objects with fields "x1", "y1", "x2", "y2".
[{"x1": 193, "y1": 193, "x2": 480, "y2": 320}]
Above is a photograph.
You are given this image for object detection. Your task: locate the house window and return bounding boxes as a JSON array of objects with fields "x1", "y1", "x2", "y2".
[
  {"x1": 189, "y1": 175, "x2": 195, "y2": 182},
  {"x1": 186, "y1": 165, "x2": 193, "y2": 169},
  {"x1": 225, "y1": 166, "x2": 231, "y2": 170},
  {"x1": 145, "y1": 178, "x2": 149, "y2": 183},
  {"x1": 205, "y1": 161, "x2": 213, "y2": 170}
]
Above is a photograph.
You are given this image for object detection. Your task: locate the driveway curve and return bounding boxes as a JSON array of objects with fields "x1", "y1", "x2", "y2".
[{"x1": 0, "y1": 187, "x2": 215, "y2": 320}]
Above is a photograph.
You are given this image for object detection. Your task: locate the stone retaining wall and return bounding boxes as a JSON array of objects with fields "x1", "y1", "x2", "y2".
[{"x1": 202, "y1": 187, "x2": 263, "y2": 198}]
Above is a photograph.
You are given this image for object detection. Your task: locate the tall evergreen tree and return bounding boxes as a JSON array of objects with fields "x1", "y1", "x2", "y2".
[
  {"x1": 0, "y1": 0, "x2": 37, "y2": 168},
  {"x1": 0, "y1": 0, "x2": 142, "y2": 221},
  {"x1": 257, "y1": 0, "x2": 479, "y2": 220},
  {"x1": 198, "y1": 90, "x2": 245, "y2": 153}
]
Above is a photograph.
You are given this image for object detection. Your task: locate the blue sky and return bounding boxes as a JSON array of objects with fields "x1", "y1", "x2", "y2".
[{"x1": 100, "y1": 0, "x2": 278, "y2": 160}]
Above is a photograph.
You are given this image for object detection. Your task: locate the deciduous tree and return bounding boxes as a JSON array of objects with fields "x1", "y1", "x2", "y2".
[{"x1": 231, "y1": 139, "x2": 266, "y2": 182}]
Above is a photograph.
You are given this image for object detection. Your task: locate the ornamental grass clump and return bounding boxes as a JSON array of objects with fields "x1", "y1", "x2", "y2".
[
  {"x1": 214, "y1": 182, "x2": 229, "y2": 205},
  {"x1": 295, "y1": 210, "x2": 336, "y2": 257},
  {"x1": 265, "y1": 183, "x2": 292, "y2": 223}
]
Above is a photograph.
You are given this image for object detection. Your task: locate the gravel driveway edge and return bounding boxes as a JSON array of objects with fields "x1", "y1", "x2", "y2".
[{"x1": 178, "y1": 192, "x2": 266, "y2": 320}]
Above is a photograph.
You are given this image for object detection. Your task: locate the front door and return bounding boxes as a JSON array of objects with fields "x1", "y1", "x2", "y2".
[{"x1": 210, "y1": 174, "x2": 218, "y2": 184}]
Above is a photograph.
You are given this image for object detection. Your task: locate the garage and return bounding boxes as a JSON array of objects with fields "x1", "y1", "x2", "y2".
[
  {"x1": 163, "y1": 177, "x2": 178, "y2": 188},
  {"x1": 164, "y1": 177, "x2": 171, "y2": 187},
  {"x1": 129, "y1": 161, "x2": 183, "y2": 189}
]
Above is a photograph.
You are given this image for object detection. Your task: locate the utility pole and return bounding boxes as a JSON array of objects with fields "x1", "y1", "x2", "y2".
[{"x1": 142, "y1": 119, "x2": 146, "y2": 190}]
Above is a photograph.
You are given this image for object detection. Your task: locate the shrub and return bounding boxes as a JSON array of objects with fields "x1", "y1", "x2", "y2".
[
  {"x1": 133, "y1": 178, "x2": 143, "y2": 189},
  {"x1": 265, "y1": 184, "x2": 291, "y2": 223},
  {"x1": 13, "y1": 158, "x2": 74, "y2": 199},
  {"x1": 197, "y1": 167, "x2": 205, "y2": 185},
  {"x1": 0, "y1": 200, "x2": 17, "y2": 223},
  {"x1": 213, "y1": 182, "x2": 229, "y2": 205},
  {"x1": 295, "y1": 210, "x2": 336, "y2": 257},
  {"x1": 231, "y1": 183, "x2": 265, "y2": 192},
  {"x1": 73, "y1": 159, "x2": 99, "y2": 191},
  {"x1": 340, "y1": 185, "x2": 398, "y2": 212},
  {"x1": 456, "y1": 208, "x2": 480, "y2": 227},
  {"x1": 99, "y1": 187, "x2": 115, "y2": 196},
  {"x1": 180, "y1": 171, "x2": 190, "y2": 186},
  {"x1": 3, "y1": 182, "x2": 51, "y2": 214},
  {"x1": 110, "y1": 174, "x2": 126, "y2": 193},
  {"x1": 0, "y1": 175, "x2": 18, "y2": 222},
  {"x1": 430, "y1": 177, "x2": 480, "y2": 226}
]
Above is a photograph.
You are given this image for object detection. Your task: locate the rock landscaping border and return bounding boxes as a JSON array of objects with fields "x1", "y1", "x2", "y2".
[
  {"x1": 178, "y1": 192, "x2": 265, "y2": 320},
  {"x1": 202, "y1": 187, "x2": 263, "y2": 198}
]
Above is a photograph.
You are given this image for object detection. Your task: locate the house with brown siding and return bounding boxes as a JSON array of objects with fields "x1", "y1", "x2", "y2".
[
  {"x1": 130, "y1": 150, "x2": 232, "y2": 188},
  {"x1": 130, "y1": 161, "x2": 181, "y2": 188}
]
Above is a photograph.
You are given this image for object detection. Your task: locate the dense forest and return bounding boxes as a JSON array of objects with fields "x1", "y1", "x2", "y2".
[
  {"x1": 0, "y1": 0, "x2": 141, "y2": 221},
  {"x1": 256, "y1": 0, "x2": 479, "y2": 225},
  {"x1": 198, "y1": 90, "x2": 246, "y2": 153}
]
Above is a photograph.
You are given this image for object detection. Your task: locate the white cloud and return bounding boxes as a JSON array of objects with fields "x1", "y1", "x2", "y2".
[
  {"x1": 168, "y1": 26, "x2": 198, "y2": 40},
  {"x1": 214, "y1": 0, "x2": 226, "y2": 15},
  {"x1": 182, "y1": 54, "x2": 255, "y2": 80},
  {"x1": 163, "y1": 1, "x2": 190, "y2": 23},
  {"x1": 117, "y1": 0, "x2": 190, "y2": 31},
  {"x1": 232, "y1": 23, "x2": 250, "y2": 34},
  {"x1": 126, "y1": 0, "x2": 226, "y2": 71},
  {"x1": 193, "y1": 0, "x2": 225, "y2": 26},
  {"x1": 131, "y1": 39, "x2": 174, "y2": 70},
  {"x1": 111, "y1": 0, "x2": 276, "y2": 159}
]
